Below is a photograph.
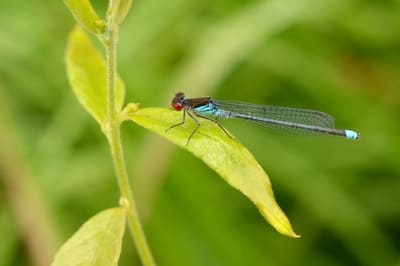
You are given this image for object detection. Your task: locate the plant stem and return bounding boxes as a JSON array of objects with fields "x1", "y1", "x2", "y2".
[{"x1": 106, "y1": 27, "x2": 155, "y2": 266}]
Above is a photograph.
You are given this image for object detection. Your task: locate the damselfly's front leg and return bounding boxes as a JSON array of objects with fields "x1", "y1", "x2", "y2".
[
  {"x1": 165, "y1": 110, "x2": 200, "y2": 145},
  {"x1": 165, "y1": 109, "x2": 187, "y2": 132}
]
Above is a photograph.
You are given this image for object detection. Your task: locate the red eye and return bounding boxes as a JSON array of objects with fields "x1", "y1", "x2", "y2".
[{"x1": 172, "y1": 102, "x2": 183, "y2": 111}]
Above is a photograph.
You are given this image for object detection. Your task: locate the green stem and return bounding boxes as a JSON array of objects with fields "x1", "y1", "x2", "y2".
[{"x1": 106, "y1": 26, "x2": 155, "y2": 266}]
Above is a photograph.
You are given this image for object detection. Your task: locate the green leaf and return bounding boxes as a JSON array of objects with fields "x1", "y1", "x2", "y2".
[
  {"x1": 64, "y1": 0, "x2": 105, "y2": 34},
  {"x1": 52, "y1": 208, "x2": 126, "y2": 266},
  {"x1": 66, "y1": 27, "x2": 125, "y2": 126},
  {"x1": 107, "y1": 0, "x2": 133, "y2": 26},
  {"x1": 125, "y1": 106, "x2": 300, "y2": 238}
]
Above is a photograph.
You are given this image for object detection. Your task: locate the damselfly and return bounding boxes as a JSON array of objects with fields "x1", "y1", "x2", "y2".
[{"x1": 166, "y1": 92, "x2": 360, "y2": 145}]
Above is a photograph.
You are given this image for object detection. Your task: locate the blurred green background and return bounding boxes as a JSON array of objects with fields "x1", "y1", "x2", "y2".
[{"x1": 1, "y1": 0, "x2": 400, "y2": 265}]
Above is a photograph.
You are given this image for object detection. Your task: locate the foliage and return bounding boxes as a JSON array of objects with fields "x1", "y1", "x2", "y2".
[
  {"x1": 0, "y1": 0, "x2": 400, "y2": 265},
  {"x1": 52, "y1": 208, "x2": 126, "y2": 266},
  {"x1": 66, "y1": 26, "x2": 125, "y2": 125},
  {"x1": 125, "y1": 106, "x2": 298, "y2": 237},
  {"x1": 59, "y1": 0, "x2": 299, "y2": 264}
]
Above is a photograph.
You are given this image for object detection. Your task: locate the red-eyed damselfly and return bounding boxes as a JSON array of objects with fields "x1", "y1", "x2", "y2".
[{"x1": 166, "y1": 92, "x2": 360, "y2": 145}]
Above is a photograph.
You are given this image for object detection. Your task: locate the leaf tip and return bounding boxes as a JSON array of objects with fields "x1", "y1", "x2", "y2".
[
  {"x1": 256, "y1": 202, "x2": 300, "y2": 238},
  {"x1": 291, "y1": 233, "x2": 302, "y2": 239}
]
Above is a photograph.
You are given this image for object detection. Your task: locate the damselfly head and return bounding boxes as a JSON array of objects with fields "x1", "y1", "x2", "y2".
[{"x1": 172, "y1": 92, "x2": 185, "y2": 111}]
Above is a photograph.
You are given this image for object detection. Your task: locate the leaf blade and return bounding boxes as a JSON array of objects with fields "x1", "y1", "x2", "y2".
[
  {"x1": 66, "y1": 26, "x2": 125, "y2": 126},
  {"x1": 64, "y1": 0, "x2": 105, "y2": 34},
  {"x1": 108, "y1": 0, "x2": 133, "y2": 26},
  {"x1": 126, "y1": 106, "x2": 299, "y2": 238},
  {"x1": 52, "y1": 208, "x2": 126, "y2": 266}
]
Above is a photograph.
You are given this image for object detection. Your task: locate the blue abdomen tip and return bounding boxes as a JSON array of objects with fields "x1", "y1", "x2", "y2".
[{"x1": 345, "y1": 130, "x2": 359, "y2": 140}]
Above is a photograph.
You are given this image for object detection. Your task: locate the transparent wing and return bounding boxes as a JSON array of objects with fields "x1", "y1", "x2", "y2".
[
  {"x1": 214, "y1": 100, "x2": 335, "y2": 128},
  {"x1": 213, "y1": 100, "x2": 337, "y2": 136}
]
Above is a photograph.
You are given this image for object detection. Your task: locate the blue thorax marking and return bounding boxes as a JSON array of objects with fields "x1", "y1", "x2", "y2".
[
  {"x1": 194, "y1": 103, "x2": 218, "y2": 116},
  {"x1": 193, "y1": 102, "x2": 233, "y2": 118}
]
